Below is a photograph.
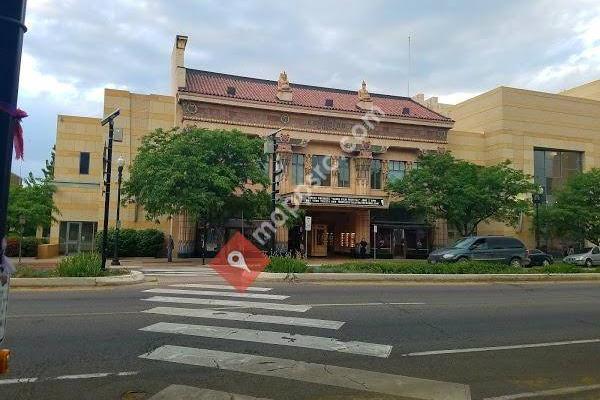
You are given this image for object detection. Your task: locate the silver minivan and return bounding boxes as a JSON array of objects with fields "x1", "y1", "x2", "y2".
[{"x1": 563, "y1": 246, "x2": 600, "y2": 267}]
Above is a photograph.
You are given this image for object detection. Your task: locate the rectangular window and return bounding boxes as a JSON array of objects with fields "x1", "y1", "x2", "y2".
[
  {"x1": 338, "y1": 157, "x2": 350, "y2": 187},
  {"x1": 370, "y1": 159, "x2": 382, "y2": 189},
  {"x1": 312, "y1": 155, "x2": 331, "y2": 186},
  {"x1": 533, "y1": 148, "x2": 583, "y2": 202},
  {"x1": 79, "y1": 152, "x2": 90, "y2": 175},
  {"x1": 388, "y1": 160, "x2": 406, "y2": 182},
  {"x1": 291, "y1": 153, "x2": 305, "y2": 185}
]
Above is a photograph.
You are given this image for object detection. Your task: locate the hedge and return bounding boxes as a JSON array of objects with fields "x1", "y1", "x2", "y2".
[
  {"x1": 4, "y1": 236, "x2": 48, "y2": 257},
  {"x1": 95, "y1": 228, "x2": 165, "y2": 257}
]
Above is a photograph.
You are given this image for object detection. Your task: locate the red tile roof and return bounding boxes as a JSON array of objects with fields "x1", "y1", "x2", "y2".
[{"x1": 183, "y1": 69, "x2": 452, "y2": 123}]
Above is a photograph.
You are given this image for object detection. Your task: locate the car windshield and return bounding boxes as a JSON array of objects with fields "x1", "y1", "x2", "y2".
[
  {"x1": 582, "y1": 247, "x2": 593, "y2": 253},
  {"x1": 451, "y1": 237, "x2": 477, "y2": 249}
]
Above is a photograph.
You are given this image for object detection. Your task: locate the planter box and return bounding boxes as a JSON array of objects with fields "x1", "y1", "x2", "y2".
[{"x1": 37, "y1": 244, "x2": 59, "y2": 259}]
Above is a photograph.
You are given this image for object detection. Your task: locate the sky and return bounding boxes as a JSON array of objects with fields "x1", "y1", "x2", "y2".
[{"x1": 14, "y1": 0, "x2": 600, "y2": 178}]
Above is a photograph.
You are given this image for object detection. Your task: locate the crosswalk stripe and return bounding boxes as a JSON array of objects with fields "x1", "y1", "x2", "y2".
[
  {"x1": 170, "y1": 284, "x2": 272, "y2": 292},
  {"x1": 149, "y1": 384, "x2": 273, "y2": 400},
  {"x1": 142, "y1": 296, "x2": 311, "y2": 312},
  {"x1": 141, "y1": 322, "x2": 390, "y2": 357},
  {"x1": 140, "y1": 345, "x2": 471, "y2": 400},
  {"x1": 142, "y1": 307, "x2": 344, "y2": 329},
  {"x1": 143, "y1": 288, "x2": 288, "y2": 300},
  {"x1": 145, "y1": 273, "x2": 216, "y2": 277}
]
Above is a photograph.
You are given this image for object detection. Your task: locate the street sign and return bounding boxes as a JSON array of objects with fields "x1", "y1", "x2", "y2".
[
  {"x1": 373, "y1": 225, "x2": 378, "y2": 233},
  {"x1": 305, "y1": 216, "x2": 312, "y2": 231}
]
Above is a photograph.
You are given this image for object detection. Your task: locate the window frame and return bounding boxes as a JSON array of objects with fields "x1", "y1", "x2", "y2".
[
  {"x1": 370, "y1": 159, "x2": 382, "y2": 189},
  {"x1": 79, "y1": 152, "x2": 90, "y2": 175},
  {"x1": 337, "y1": 156, "x2": 350, "y2": 187}
]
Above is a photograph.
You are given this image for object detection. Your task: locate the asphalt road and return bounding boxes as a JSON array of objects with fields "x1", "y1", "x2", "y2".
[{"x1": 2, "y1": 268, "x2": 600, "y2": 400}]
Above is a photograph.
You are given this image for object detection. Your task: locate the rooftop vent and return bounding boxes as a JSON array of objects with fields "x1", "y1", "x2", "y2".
[
  {"x1": 226, "y1": 86, "x2": 236, "y2": 96},
  {"x1": 325, "y1": 99, "x2": 334, "y2": 107},
  {"x1": 402, "y1": 107, "x2": 410, "y2": 115}
]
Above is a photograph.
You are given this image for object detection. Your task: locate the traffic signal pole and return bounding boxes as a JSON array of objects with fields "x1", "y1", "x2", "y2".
[
  {"x1": 0, "y1": 0, "x2": 27, "y2": 251},
  {"x1": 0, "y1": 0, "x2": 27, "y2": 374}
]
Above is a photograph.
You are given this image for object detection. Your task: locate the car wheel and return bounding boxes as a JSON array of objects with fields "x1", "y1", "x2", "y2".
[
  {"x1": 585, "y1": 258, "x2": 593, "y2": 268},
  {"x1": 509, "y1": 257, "x2": 522, "y2": 268},
  {"x1": 457, "y1": 257, "x2": 469, "y2": 263},
  {"x1": 542, "y1": 259, "x2": 550, "y2": 267}
]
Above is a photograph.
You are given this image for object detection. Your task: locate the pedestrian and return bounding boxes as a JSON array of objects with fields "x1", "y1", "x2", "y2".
[
  {"x1": 359, "y1": 238, "x2": 368, "y2": 258},
  {"x1": 167, "y1": 234, "x2": 175, "y2": 263},
  {"x1": 568, "y1": 245, "x2": 575, "y2": 255}
]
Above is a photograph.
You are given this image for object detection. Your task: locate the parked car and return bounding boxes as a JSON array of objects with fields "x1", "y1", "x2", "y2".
[
  {"x1": 527, "y1": 249, "x2": 553, "y2": 266},
  {"x1": 563, "y1": 246, "x2": 600, "y2": 267},
  {"x1": 428, "y1": 236, "x2": 530, "y2": 267}
]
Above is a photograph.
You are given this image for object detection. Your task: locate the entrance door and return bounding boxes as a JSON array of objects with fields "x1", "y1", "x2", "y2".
[
  {"x1": 311, "y1": 224, "x2": 328, "y2": 257},
  {"x1": 66, "y1": 222, "x2": 82, "y2": 255}
]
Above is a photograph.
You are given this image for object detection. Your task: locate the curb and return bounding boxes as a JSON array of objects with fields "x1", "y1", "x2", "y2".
[
  {"x1": 10, "y1": 271, "x2": 146, "y2": 288},
  {"x1": 256, "y1": 272, "x2": 600, "y2": 283}
]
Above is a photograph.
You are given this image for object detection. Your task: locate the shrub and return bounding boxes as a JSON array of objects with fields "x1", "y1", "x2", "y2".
[
  {"x1": 56, "y1": 252, "x2": 105, "y2": 277},
  {"x1": 136, "y1": 229, "x2": 165, "y2": 257},
  {"x1": 265, "y1": 257, "x2": 308, "y2": 273},
  {"x1": 4, "y1": 236, "x2": 47, "y2": 257},
  {"x1": 14, "y1": 265, "x2": 54, "y2": 278},
  {"x1": 95, "y1": 228, "x2": 164, "y2": 257}
]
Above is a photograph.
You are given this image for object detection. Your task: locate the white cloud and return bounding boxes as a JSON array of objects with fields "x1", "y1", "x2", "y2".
[{"x1": 20, "y1": 52, "x2": 127, "y2": 116}]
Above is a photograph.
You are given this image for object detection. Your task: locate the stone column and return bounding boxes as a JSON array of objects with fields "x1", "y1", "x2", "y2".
[
  {"x1": 354, "y1": 209, "x2": 370, "y2": 249},
  {"x1": 354, "y1": 141, "x2": 373, "y2": 195},
  {"x1": 331, "y1": 156, "x2": 339, "y2": 187}
]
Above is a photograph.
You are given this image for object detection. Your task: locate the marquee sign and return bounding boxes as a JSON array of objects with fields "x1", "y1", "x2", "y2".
[{"x1": 293, "y1": 195, "x2": 385, "y2": 208}]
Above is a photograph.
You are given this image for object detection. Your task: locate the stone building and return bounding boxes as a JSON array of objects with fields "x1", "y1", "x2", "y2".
[{"x1": 49, "y1": 35, "x2": 600, "y2": 257}]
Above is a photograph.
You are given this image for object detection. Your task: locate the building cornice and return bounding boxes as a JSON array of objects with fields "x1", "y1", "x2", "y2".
[
  {"x1": 178, "y1": 92, "x2": 454, "y2": 129},
  {"x1": 181, "y1": 114, "x2": 448, "y2": 145}
]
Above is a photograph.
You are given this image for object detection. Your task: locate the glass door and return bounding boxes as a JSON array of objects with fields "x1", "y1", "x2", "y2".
[{"x1": 66, "y1": 222, "x2": 82, "y2": 255}]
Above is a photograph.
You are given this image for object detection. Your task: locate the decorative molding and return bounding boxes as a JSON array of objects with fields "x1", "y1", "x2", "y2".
[{"x1": 180, "y1": 101, "x2": 449, "y2": 144}]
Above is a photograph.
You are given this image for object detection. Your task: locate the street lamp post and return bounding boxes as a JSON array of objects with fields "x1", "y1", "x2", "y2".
[
  {"x1": 18, "y1": 215, "x2": 25, "y2": 264},
  {"x1": 266, "y1": 128, "x2": 284, "y2": 256},
  {"x1": 111, "y1": 156, "x2": 124, "y2": 266},
  {"x1": 99, "y1": 109, "x2": 120, "y2": 270},
  {"x1": 532, "y1": 186, "x2": 545, "y2": 250}
]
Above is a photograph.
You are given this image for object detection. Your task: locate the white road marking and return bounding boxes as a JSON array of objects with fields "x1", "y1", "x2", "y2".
[
  {"x1": 143, "y1": 306, "x2": 344, "y2": 329},
  {"x1": 403, "y1": 338, "x2": 600, "y2": 356},
  {"x1": 141, "y1": 322, "x2": 390, "y2": 357},
  {"x1": 143, "y1": 288, "x2": 288, "y2": 300},
  {"x1": 116, "y1": 371, "x2": 140, "y2": 376},
  {"x1": 483, "y1": 384, "x2": 600, "y2": 399},
  {"x1": 171, "y1": 284, "x2": 272, "y2": 292},
  {"x1": 55, "y1": 373, "x2": 111, "y2": 380},
  {"x1": 149, "y1": 384, "x2": 273, "y2": 400},
  {"x1": 140, "y1": 345, "x2": 471, "y2": 400},
  {"x1": 0, "y1": 378, "x2": 38, "y2": 385},
  {"x1": 142, "y1": 296, "x2": 311, "y2": 312},
  {"x1": 145, "y1": 273, "x2": 216, "y2": 277},
  {"x1": 310, "y1": 302, "x2": 426, "y2": 307},
  {"x1": 0, "y1": 371, "x2": 140, "y2": 385}
]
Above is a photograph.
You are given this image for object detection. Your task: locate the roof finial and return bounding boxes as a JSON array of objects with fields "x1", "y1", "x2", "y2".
[
  {"x1": 357, "y1": 80, "x2": 373, "y2": 110},
  {"x1": 277, "y1": 70, "x2": 292, "y2": 102}
]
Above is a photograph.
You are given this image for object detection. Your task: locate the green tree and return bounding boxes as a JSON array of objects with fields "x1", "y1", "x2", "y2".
[
  {"x1": 8, "y1": 181, "x2": 58, "y2": 235},
  {"x1": 387, "y1": 151, "x2": 537, "y2": 237},
  {"x1": 123, "y1": 127, "x2": 269, "y2": 250},
  {"x1": 540, "y1": 168, "x2": 600, "y2": 245},
  {"x1": 9, "y1": 146, "x2": 58, "y2": 235}
]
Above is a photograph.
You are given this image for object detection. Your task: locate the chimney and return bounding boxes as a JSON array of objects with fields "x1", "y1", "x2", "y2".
[
  {"x1": 276, "y1": 71, "x2": 292, "y2": 102},
  {"x1": 170, "y1": 35, "x2": 188, "y2": 95},
  {"x1": 411, "y1": 93, "x2": 425, "y2": 105},
  {"x1": 356, "y1": 80, "x2": 373, "y2": 111}
]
